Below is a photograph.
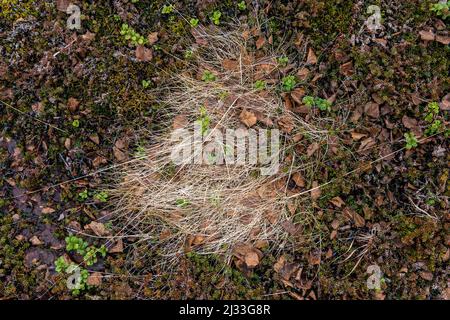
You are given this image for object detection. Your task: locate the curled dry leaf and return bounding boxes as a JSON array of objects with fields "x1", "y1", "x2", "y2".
[
  {"x1": 419, "y1": 30, "x2": 435, "y2": 41},
  {"x1": 306, "y1": 142, "x2": 320, "y2": 157},
  {"x1": 233, "y1": 243, "x2": 262, "y2": 268},
  {"x1": 147, "y1": 32, "x2": 158, "y2": 45},
  {"x1": 109, "y1": 239, "x2": 124, "y2": 253},
  {"x1": 440, "y1": 93, "x2": 450, "y2": 111},
  {"x1": 350, "y1": 131, "x2": 367, "y2": 141},
  {"x1": 340, "y1": 61, "x2": 354, "y2": 77},
  {"x1": 402, "y1": 115, "x2": 418, "y2": 129},
  {"x1": 306, "y1": 48, "x2": 317, "y2": 65},
  {"x1": 364, "y1": 102, "x2": 380, "y2": 118},
  {"x1": 256, "y1": 36, "x2": 266, "y2": 49},
  {"x1": 277, "y1": 116, "x2": 294, "y2": 134},
  {"x1": 329, "y1": 196, "x2": 345, "y2": 208},
  {"x1": 87, "y1": 272, "x2": 102, "y2": 286},
  {"x1": 239, "y1": 109, "x2": 257, "y2": 127},
  {"x1": 67, "y1": 97, "x2": 79, "y2": 112},
  {"x1": 222, "y1": 58, "x2": 239, "y2": 71},
  {"x1": 135, "y1": 45, "x2": 153, "y2": 62},
  {"x1": 436, "y1": 34, "x2": 450, "y2": 45},
  {"x1": 292, "y1": 172, "x2": 305, "y2": 188},
  {"x1": 85, "y1": 221, "x2": 108, "y2": 236},
  {"x1": 290, "y1": 88, "x2": 306, "y2": 105}
]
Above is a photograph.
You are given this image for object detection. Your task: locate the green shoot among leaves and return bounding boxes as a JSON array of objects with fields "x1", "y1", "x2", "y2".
[
  {"x1": 238, "y1": 1, "x2": 247, "y2": 11},
  {"x1": 404, "y1": 132, "x2": 418, "y2": 149},
  {"x1": 302, "y1": 96, "x2": 332, "y2": 112},
  {"x1": 202, "y1": 70, "x2": 216, "y2": 82},
  {"x1": 254, "y1": 80, "x2": 266, "y2": 91},
  {"x1": 190, "y1": 18, "x2": 199, "y2": 27},
  {"x1": 161, "y1": 4, "x2": 174, "y2": 14},
  {"x1": 281, "y1": 75, "x2": 297, "y2": 92},
  {"x1": 210, "y1": 11, "x2": 222, "y2": 25}
]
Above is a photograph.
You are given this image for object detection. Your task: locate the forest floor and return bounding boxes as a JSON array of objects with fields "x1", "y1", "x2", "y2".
[{"x1": 0, "y1": 0, "x2": 449, "y2": 300}]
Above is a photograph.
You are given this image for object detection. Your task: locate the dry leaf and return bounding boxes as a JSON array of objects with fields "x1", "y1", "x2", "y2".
[
  {"x1": 222, "y1": 58, "x2": 239, "y2": 71},
  {"x1": 440, "y1": 93, "x2": 450, "y2": 110},
  {"x1": 340, "y1": 61, "x2": 354, "y2": 76},
  {"x1": 30, "y1": 236, "x2": 43, "y2": 246},
  {"x1": 306, "y1": 48, "x2": 317, "y2": 65},
  {"x1": 419, "y1": 30, "x2": 435, "y2": 41},
  {"x1": 364, "y1": 102, "x2": 379, "y2": 118},
  {"x1": 256, "y1": 36, "x2": 266, "y2": 49},
  {"x1": 330, "y1": 196, "x2": 345, "y2": 208},
  {"x1": 310, "y1": 181, "x2": 321, "y2": 201},
  {"x1": 306, "y1": 142, "x2": 319, "y2": 157},
  {"x1": 86, "y1": 221, "x2": 108, "y2": 236},
  {"x1": 277, "y1": 116, "x2": 294, "y2": 134},
  {"x1": 67, "y1": 97, "x2": 79, "y2": 112},
  {"x1": 41, "y1": 207, "x2": 55, "y2": 214},
  {"x1": 147, "y1": 32, "x2": 158, "y2": 45},
  {"x1": 402, "y1": 115, "x2": 418, "y2": 129},
  {"x1": 109, "y1": 239, "x2": 124, "y2": 253},
  {"x1": 172, "y1": 114, "x2": 188, "y2": 129},
  {"x1": 350, "y1": 131, "x2": 367, "y2": 141},
  {"x1": 87, "y1": 272, "x2": 102, "y2": 286},
  {"x1": 81, "y1": 31, "x2": 95, "y2": 42},
  {"x1": 135, "y1": 45, "x2": 153, "y2": 62},
  {"x1": 290, "y1": 88, "x2": 306, "y2": 104},
  {"x1": 436, "y1": 34, "x2": 450, "y2": 45},
  {"x1": 292, "y1": 172, "x2": 305, "y2": 188},
  {"x1": 296, "y1": 67, "x2": 309, "y2": 81},
  {"x1": 240, "y1": 109, "x2": 257, "y2": 127}
]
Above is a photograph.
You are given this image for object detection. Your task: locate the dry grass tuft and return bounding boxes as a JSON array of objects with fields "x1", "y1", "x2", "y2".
[{"x1": 108, "y1": 25, "x2": 338, "y2": 267}]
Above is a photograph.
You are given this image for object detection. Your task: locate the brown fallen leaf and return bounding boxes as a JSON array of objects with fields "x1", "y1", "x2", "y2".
[
  {"x1": 343, "y1": 207, "x2": 365, "y2": 227},
  {"x1": 147, "y1": 32, "x2": 158, "y2": 45},
  {"x1": 87, "y1": 272, "x2": 103, "y2": 286},
  {"x1": 292, "y1": 172, "x2": 305, "y2": 188},
  {"x1": 172, "y1": 114, "x2": 188, "y2": 129},
  {"x1": 306, "y1": 142, "x2": 320, "y2": 157},
  {"x1": 440, "y1": 93, "x2": 450, "y2": 111},
  {"x1": 436, "y1": 34, "x2": 450, "y2": 45},
  {"x1": 32, "y1": 102, "x2": 44, "y2": 114},
  {"x1": 350, "y1": 131, "x2": 367, "y2": 141},
  {"x1": 306, "y1": 48, "x2": 317, "y2": 65},
  {"x1": 81, "y1": 31, "x2": 95, "y2": 42},
  {"x1": 277, "y1": 116, "x2": 294, "y2": 134},
  {"x1": 135, "y1": 45, "x2": 153, "y2": 62},
  {"x1": 364, "y1": 102, "x2": 380, "y2": 118},
  {"x1": 296, "y1": 67, "x2": 309, "y2": 81},
  {"x1": 256, "y1": 36, "x2": 266, "y2": 49},
  {"x1": 30, "y1": 235, "x2": 43, "y2": 246},
  {"x1": 41, "y1": 207, "x2": 55, "y2": 214},
  {"x1": 340, "y1": 61, "x2": 354, "y2": 77},
  {"x1": 310, "y1": 181, "x2": 321, "y2": 201},
  {"x1": 240, "y1": 109, "x2": 257, "y2": 127},
  {"x1": 85, "y1": 221, "x2": 108, "y2": 236},
  {"x1": 109, "y1": 239, "x2": 124, "y2": 253},
  {"x1": 89, "y1": 134, "x2": 100, "y2": 145},
  {"x1": 402, "y1": 115, "x2": 418, "y2": 129},
  {"x1": 222, "y1": 58, "x2": 239, "y2": 71},
  {"x1": 330, "y1": 196, "x2": 345, "y2": 208},
  {"x1": 419, "y1": 30, "x2": 435, "y2": 41},
  {"x1": 67, "y1": 97, "x2": 79, "y2": 112},
  {"x1": 57, "y1": 0, "x2": 71, "y2": 11},
  {"x1": 290, "y1": 88, "x2": 306, "y2": 105}
]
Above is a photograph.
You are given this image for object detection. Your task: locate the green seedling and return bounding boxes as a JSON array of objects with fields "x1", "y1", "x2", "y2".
[
  {"x1": 254, "y1": 80, "x2": 266, "y2": 91},
  {"x1": 190, "y1": 18, "x2": 199, "y2": 27},
  {"x1": 142, "y1": 79, "x2": 150, "y2": 88},
  {"x1": 210, "y1": 11, "x2": 222, "y2": 25},
  {"x1": 431, "y1": 1, "x2": 450, "y2": 19},
  {"x1": 72, "y1": 119, "x2": 80, "y2": 128},
  {"x1": 162, "y1": 4, "x2": 174, "y2": 14},
  {"x1": 281, "y1": 75, "x2": 297, "y2": 92},
  {"x1": 202, "y1": 70, "x2": 216, "y2": 82},
  {"x1": 277, "y1": 56, "x2": 289, "y2": 67},
  {"x1": 238, "y1": 1, "x2": 247, "y2": 10},
  {"x1": 404, "y1": 132, "x2": 418, "y2": 149}
]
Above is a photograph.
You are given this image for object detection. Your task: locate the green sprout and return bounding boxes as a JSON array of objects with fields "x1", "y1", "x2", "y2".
[
  {"x1": 190, "y1": 18, "x2": 199, "y2": 27},
  {"x1": 78, "y1": 189, "x2": 89, "y2": 201},
  {"x1": 302, "y1": 96, "x2": 332, "y2": 112},
  {"x1": 184, "y1": 49, "x2": 193, "y2": 59},
  {"x1": 425, "y1": 120, "x2": 442, "y2": 136},
  {"x1": 202, "y1": 70, "x2": 216, "y2": 82},
  {"x1": 55, "y1": 256, "x2": 69, "y2": 273},
  {"x1": 161, "y1": 4, "x2": 174, "y2": 14},
  {"x1": 281, "y1": 75, "x2": 297, "y2": 92},
  {"x1": 134, "y1": 145, "x2": 146, "y2": 157},
  {"x1": 277, "y1": 56, "x2": 289, "y2": 67},
  {"x1": 72, "y1": 119, "x2": 80, "y2": 128},
  {"x1": 404, "y1": 132, "x2": 418, "y2": 149},
  {"x1": 93, "y1": 191, "x2": 108, "y2": 203},
  {"x1": 210, "y1": 11, "x2": 222, "y2": 25},
  {"x1": 238, "y1": 1, "x2": 247, "y2": 10},
  {"x1": 254, "y1": 80, "x2": 266, "y2": 91},
  {"x1": 431, "y1": 1, "x2": 450, "y2": 19},
  {"x1": 142, "y1": 79, "x2": 150, "y2": 88},
  {"x1": 196, "y1": 105, "x2": 210, "y2": 135},
  {"x1": 66, "y1": 235, "x2": 89, "y2": 255}
]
